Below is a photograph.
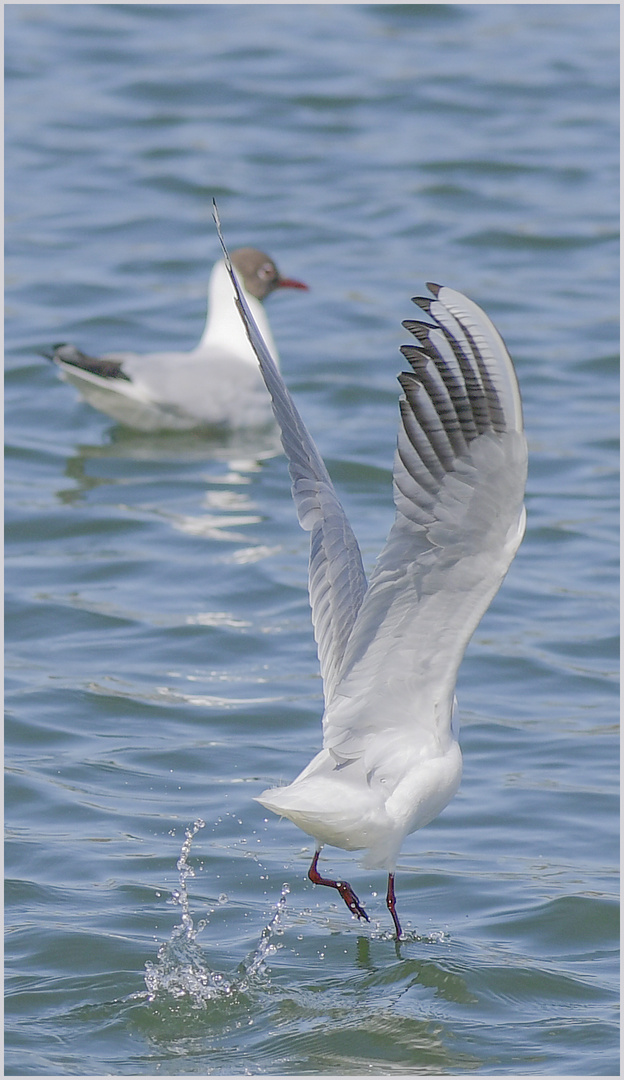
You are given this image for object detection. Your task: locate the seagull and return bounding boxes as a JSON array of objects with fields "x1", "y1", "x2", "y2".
[
  {"x1": 214, "y1": 211, "x2": 527, "y2": 939},
  {"x1": 44, "y1": 248, "x2": 307, "y2": 432}
]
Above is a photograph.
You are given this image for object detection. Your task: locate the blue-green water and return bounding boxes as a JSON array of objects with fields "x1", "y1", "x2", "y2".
[{"x1": 5, "y1": 3, "x2": 619, "y2": 1075}]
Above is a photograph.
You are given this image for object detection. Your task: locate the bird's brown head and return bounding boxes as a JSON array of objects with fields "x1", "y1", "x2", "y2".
[{"x1": 230, "y1": 247, "x2": 308, "y2": 301}]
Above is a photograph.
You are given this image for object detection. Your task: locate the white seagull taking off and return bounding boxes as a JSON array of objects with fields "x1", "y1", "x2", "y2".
[
  {"x1": 44, "y1": 248, "x2": 307, "y2": 432},
  {"x1": 215, "y1": 209, "x2": 527, "y2": 939}
]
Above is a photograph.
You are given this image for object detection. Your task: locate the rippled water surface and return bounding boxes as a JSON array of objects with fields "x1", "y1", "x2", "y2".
[{"x1": 5, "y1": 4, "x2": 619, "y2": 1076}]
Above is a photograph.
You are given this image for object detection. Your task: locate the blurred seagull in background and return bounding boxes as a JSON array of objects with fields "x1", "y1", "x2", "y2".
[
  {"x1": 215, "y1": 205, "x2": 527, "y2": 939},
  {"x1": 44, "y1": 247, "x2": 307, "y2": 432}
]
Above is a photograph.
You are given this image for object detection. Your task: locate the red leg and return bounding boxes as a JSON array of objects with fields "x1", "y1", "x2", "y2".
[
  {"x1": 308, "y1": 849, "x2": 369, "y2": 921},
  {"x1": 386, "y1": 872, "x2": 402, "y2": 939}
]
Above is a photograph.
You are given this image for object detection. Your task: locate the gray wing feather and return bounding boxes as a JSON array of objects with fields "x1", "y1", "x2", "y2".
[{"x1": 213, "y1": 206, "x2": 368, "y2": 701}]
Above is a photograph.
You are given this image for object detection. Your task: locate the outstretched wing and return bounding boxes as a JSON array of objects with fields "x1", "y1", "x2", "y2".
[
  {"x1": 213, "y1": 206, "x2": 368, "y2": 702},
  {"x1": 323, "y1": 284, "x2": 527, "y2": 760}
]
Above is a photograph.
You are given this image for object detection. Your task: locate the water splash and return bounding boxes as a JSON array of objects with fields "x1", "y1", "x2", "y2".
[
  {"x1": 172, "y1": 818, "x2": 206, "y2": 938},
  {"x1": 144, "y1": 820, "x2": 288, "y2": 1008},
  {"x1": 237, "y1": 883, "x2": 289, "y2": 985}
]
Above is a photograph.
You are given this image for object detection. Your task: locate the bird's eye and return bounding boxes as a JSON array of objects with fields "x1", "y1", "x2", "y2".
[{"x1": 258, "y1": 262, "x2": 275, "y2": 280}]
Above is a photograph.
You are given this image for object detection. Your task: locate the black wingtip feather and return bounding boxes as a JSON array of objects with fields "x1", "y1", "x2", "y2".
[
  {"x1": 411, "y1": 296, "x2": 432, "y2": 313},
  {"x1": 400, "y1": 344, "x2": 433, "y2": 374},
  {"x1": 397, "y1": 370, "x2": 422, "y2": 395},
  {"x1": 41, "y1": 343, "x2": 70, "y2": 361},
  {"x1": 426, "y1": 282, "x2": 442, "y2": 297},
  {"x1": 402, "y1": 319, "x2": 439, "y2": 351},
  {"x1": 212, "y1": 199, "x2": 234, "y2": 277}
]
